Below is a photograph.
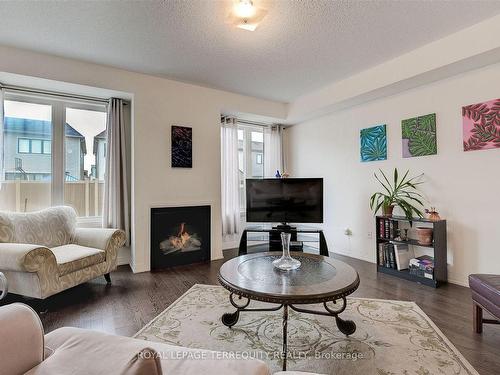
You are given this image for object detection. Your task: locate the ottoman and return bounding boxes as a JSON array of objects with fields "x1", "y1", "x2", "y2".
[{"x1": 468, "y1": 274, "x2": 500, "y2": 333}]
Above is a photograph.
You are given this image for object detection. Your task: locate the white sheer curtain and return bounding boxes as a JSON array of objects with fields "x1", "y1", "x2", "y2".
[
  {"x1": 264, "y1": 124, "x2": 284, "y2": 177},
  {"x1": 221, "y1": 117, "x2": 240, "y2": 236},
  {"x1": 103, "y1": 98, "x2": 130, "y2": 245}
]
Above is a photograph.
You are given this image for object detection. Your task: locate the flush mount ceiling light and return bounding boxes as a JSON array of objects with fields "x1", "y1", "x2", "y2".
[{"x1": 227, "y1": 0, "x2": 268, "y2": 31}]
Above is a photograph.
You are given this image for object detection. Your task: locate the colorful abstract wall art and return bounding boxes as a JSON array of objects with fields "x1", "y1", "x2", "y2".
[
  {"x1": 462, "y1": 98, "x2": 500, "y2": 151},
  {"x1": 401, "y1": 113, "x2": 437, "y2": 158},
  {"x1": 360, "y1": 124, "x2": 387, "y2": 162},
  {"x1": 171, "y1": 125, "x2": 192, "y2": 168}
]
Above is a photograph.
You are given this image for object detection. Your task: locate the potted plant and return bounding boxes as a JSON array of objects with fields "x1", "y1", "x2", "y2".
[{"x1": 369, "y1": 168, "x2": 425, "y2": 220}]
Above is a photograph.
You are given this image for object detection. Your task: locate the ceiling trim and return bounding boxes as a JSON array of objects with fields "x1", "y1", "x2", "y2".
[{"x1": 286, "y1": 13, "x2": 500, "y2": 124}]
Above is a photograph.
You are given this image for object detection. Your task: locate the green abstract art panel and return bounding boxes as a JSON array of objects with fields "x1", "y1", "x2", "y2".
[
  {"x1": 401, "y1": 113, "x2": 437, "y2": 158},
  {"x1": 360, "y1": 124, "x2": 387, "y2": 162}
]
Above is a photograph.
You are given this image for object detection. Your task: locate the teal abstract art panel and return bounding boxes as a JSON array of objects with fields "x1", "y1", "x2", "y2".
[{"x1": 360, "y1": 124, "x2": 387, "y2": 162}]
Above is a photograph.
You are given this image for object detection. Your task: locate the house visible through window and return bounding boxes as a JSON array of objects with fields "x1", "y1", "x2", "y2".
[
  {"x1": 1, "y1": 93, "x2": 107, "y2": 218},
  {"x1": 237, "y1": 124, "x2": 264, "y2": 211}
]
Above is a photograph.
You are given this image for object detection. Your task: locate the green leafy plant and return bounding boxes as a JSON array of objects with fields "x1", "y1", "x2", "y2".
[{"x1": 369, "y1": 168, "x2": 425, "y2": 220}]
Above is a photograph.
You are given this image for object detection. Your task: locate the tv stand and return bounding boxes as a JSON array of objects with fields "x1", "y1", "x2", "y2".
[
  {"x1": 239, "y1": 224, "x2": 329, "y2": 257},
  {"x1": 272, "y1": 223, "x2": 296, "y2": 231}
]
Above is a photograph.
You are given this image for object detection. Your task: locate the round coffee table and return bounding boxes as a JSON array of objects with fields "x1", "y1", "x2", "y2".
[{"x1": 217, "y1": 252, "x2": 360, "y2": 371}]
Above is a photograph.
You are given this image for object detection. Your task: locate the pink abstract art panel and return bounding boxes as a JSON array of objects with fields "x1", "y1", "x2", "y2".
[{"x1": 462, "y1": 98, "x2": 500, "y2": 151}]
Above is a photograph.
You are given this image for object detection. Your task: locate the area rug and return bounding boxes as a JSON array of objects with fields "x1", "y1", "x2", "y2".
[{"x1": 134, "y1": 284, "x2": 478, "y2": 375}]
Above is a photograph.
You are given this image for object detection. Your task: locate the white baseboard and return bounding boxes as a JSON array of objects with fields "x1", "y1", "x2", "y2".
[
  {"x1": 130, "y1": 262, "x2": 149, "y2": 273},
  {"x1": 222, "y1": 240, "x2": 240, "y2": 250},
  {"x1": 447, "y1": 278, "x2": 469, "y2": 287}
]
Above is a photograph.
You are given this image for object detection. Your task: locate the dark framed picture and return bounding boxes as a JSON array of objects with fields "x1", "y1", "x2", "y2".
[{"x1": 171, "y1": 125, "x2": 192, "y2": 168}]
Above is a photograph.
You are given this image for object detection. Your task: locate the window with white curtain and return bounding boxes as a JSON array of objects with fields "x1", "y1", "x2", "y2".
[
  {"x1": 0, "y1": 92, "x2": 107, "y2": 217},
  {"x1": 237, "y1": 124, "x2": 264, "y2": 211}
]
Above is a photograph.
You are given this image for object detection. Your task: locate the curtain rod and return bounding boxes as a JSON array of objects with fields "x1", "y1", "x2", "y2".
[
  {"x1": 0, "y1": 83, "x2": 129, "y2": 106},
  {"x1": 221, "y1": 115, "x2": 277, "y2": 128}
]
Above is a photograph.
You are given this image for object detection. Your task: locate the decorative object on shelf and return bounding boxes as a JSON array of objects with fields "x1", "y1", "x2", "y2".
[
  {"x1": 393, "y1": 228, "x2": 401, "y2": 241},
  {"x1": 275, "y1": 170, "x2": 281, "y2": 178},
  {"x1": 383, "y1": 204, "x2": 394, "y2": 217},
  {"x1": 272, "y1": 232, "x2": 301, "y2": 271},
  {"x1": 171, "y1": 125, "x2": 192, "y2": 168},
  {"x1": 400, "y1": 228, "x2": 409, "y2": 241},
  {"x1": 369, "y1": 168, "x2": 425, "y2": 220},
  {"x1": 462, "y1": 98, "x2": 500, "y2": 151},
  {"x1": 416, "y1": 227, "x2": 433, "y2": 246},
  {"x1": 360, "y1": 124, "x2": 387, "y2": 162},
  {"x1": 0, "y1": 272, "x2": 7, "y2": 300},
  {"x1": 401, "y1": 113, "x2": 437, "y2": 157},
  {"x1": 425, "y1": 207, "x2": 441, "y2": 221},
  {"x1": 281, "y1": 172, "x2": 290, "y2": 178}
]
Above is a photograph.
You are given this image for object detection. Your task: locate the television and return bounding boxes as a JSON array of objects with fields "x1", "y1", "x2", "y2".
[{"x1": 246, "y1": 178, "x2": 323, "y2": 224}]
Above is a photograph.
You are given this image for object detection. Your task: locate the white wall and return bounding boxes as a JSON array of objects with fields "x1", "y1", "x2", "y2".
[
  {"x1": 285, "y1": 62, "x2": 500, "y2": 286},
  {"x1": 0, "y1": 45, "x2": 286, "y2": 272}
]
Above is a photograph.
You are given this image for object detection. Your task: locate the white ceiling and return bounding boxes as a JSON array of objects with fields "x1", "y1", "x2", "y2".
[{"x1": 1, "y1": 0, "x2": 500, "y2": 102}]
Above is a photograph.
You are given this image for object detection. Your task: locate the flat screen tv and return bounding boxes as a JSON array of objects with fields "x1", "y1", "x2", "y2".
[{"x1": 246, "y1": 178, "x2": 323, "y2": 224}]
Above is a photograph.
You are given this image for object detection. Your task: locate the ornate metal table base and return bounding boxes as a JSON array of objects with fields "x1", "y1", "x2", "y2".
[{"x1": 221, "y1": 292, "x2": 356, "y2": 371}]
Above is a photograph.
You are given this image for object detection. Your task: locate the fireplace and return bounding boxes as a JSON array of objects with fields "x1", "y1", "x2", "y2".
[{"x1": 151, "y1": 205, "x2": 211, "y2": 269}]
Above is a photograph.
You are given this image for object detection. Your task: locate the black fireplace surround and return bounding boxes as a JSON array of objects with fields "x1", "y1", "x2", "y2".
[{"x1": 151, "y1": 205, "x2": 211, "y2": 269}]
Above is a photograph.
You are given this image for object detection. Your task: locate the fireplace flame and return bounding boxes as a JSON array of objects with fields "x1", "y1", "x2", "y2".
[
  {"x1": 159, "y1": 222, "x2": 201, "y2": 254},
  {"x1": 169, "y1": 222, "x2": 191, "y2": 250}
]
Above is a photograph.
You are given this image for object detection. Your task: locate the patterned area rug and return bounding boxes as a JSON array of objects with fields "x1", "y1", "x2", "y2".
[{"x1": 134, "y1": 284, "x2": 477, "y2": 375}]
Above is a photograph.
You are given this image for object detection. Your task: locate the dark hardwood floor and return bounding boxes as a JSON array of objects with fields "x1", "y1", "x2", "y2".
[{"x1": 2, "y1": 251, "x2": 499, "y2": 374}]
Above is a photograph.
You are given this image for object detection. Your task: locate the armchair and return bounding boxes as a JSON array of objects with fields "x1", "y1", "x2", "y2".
[{"x1": 0, "y1": 206, "x2": 126, "y2": 299}]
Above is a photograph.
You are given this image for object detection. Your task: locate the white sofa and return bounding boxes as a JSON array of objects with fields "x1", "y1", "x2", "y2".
[
  {"x1": 0, "y1": 303, "x2": 320, "y2": 374},
  {"x1": 0, "y1": 303, "x2": 270, "y2": 374},
  {"x1": 0, "y1": 206, "x2": 126, "y2": 299}
]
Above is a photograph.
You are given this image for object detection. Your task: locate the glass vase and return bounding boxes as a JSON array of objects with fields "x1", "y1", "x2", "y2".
[{"x1": 272, "y1": 232, "x2": 301, "y2": 271}]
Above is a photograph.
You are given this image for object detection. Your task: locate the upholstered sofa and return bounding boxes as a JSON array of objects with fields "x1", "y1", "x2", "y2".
[
  {"x1": 469, "y1": 274, "x2": 500, "y2": 333},
  {"x1": 0, "y1": 206, "x2": 126, "y2": 299},
  {"x1": 0, "y1": 303, "x2": 279, "y2": 375}
]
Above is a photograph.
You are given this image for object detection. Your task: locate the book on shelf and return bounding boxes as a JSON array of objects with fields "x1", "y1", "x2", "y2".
[
  {"x1": 394, "y1": 243, "x2": 414, "y2": 271},
  {"x1": 409, "y1": 255, "x2": 434, "y2": 279},
  {"x1": 384, "y1": 244, "x2": 390, "y2": 268},
  {"x1": 389, "y1": 221, "x2": 398, "y2": 239},
  {"x1": 378, "y1": 243, "x2": 385, "y2": 266},
  {"x1": 378, "y1": 217, "x2": 398, "y2": 239},
  {"x1": 388, "y1": 243, "x2": 396, "y2": 268},
  {"x1": 379, "y1": 219, "x2": 385, "y2": 238},
  {"x1": 379, "y1": 242, "x2": 398, "y2": 270}
]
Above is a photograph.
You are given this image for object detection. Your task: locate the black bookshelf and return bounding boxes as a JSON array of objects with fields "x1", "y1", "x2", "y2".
[{"x1": 376, "y1": 215, "x2": 447, "y2": 288}]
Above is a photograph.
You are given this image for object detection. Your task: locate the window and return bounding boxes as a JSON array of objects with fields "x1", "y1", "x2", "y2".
[
  {"x1": 1, "y1": 99, "x2": 53, "y2": 212},
  {"x1": 43, "y1": 140, "x2": 51, "y2": 154},
  {"x1": 17, "y1": 138, "x2": 51, "y2": 154},
  {"x1": 31, "y1": 139, "x2": 42, "y2": 154},
  {"x1": 0, "y1": 93, "x2": 107, "y2": 218},
  {"x1": 237, "y1": 125, "x2": 264, "y2": 211},
  {"x1": 64, "y1": 107, "x2": 107, "y2": 217},
  {"x1": 18, "y1": 138, "x2": 30, "y2": 153}
]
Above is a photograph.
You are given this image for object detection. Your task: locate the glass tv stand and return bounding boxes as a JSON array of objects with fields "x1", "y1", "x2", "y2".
[{"x1": 239, "y1": 224, "x2": 329, "y2": 257}]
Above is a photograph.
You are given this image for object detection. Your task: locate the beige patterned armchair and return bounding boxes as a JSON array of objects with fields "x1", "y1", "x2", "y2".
[{"x1": 0, "y1": 206, "x2": 126, "y2": 299}]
